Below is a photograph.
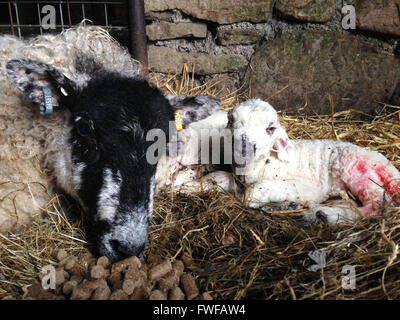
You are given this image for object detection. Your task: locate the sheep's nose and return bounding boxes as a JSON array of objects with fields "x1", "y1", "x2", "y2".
[{"x1": 110, "y1": 239, "x2": 146, "y2": 260}]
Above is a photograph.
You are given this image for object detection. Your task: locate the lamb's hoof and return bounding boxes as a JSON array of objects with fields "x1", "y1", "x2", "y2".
[
  {"x1": 302, "y1": 206, "x2": 356, "y2": 225},
  {"x1": 303, "y1": 204, "x2": 360, "y2": 224},
  {"x1": 301, "y1": 208, "x2": 330, "y2": 225},
  {"x1": 302, "y1": 207, "x2": 325, "y2": 224},
  {"x1": 315, "y1": 210, "x2": 329, "y2": 225},
  {"x1": 288, "y1": 202, "x2": 299, "y2": 211}
]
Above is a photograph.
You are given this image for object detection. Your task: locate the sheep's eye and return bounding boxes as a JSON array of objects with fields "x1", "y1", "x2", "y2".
[
  {"x1": 77, "y1": 123, "x2": 90, "y2": 136},
  {"x1": 266, "y1": 126, "x2": 276, "y2": 135},
  {"x1": 76, "y1": 120, "x2": 93, "y2": 138}
]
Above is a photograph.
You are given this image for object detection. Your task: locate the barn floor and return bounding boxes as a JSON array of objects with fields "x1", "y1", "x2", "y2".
[{"x1": 0, "y1": 71, "x2": 399, "y2": 300}]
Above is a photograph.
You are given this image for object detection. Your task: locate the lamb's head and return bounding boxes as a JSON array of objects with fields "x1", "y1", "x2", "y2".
[
  {"x1": 229, "y1": 99, "x2": 293, "y2": 166},
  {"x1": 6, "y1": 58, "x2": 220, "y2": 261}
]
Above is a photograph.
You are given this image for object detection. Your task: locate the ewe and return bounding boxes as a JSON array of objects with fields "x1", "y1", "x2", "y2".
[{"x1": 1, "y1": 25, "x2": 218, "y2": 260}]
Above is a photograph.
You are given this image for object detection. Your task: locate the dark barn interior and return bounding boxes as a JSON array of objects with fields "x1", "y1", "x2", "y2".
[{"x1": 0, "y1": 1, "x2": 130, "y2": 46}]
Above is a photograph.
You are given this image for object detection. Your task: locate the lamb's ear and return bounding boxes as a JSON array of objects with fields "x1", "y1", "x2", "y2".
[
  {"x1": 273, "y1": 127, "x2": 294, "y2": 162},
  {"x1": 6, "y1": 58, "x2": 77, "y2": 111},
  {"x1": 166, "y1": 94, "x2": 221, "y2": 128}
]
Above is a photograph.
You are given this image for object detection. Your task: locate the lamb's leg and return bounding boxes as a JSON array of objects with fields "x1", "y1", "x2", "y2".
[
  {"x1": 340, "y1": 152, "x2": 400, "y2": 216},
  {"x1": 302, "y1": 203, "x2": 361, "y2": 224},
  {"x1": 245, "y1": 180, "x2": 323, "y2": 208},
  {"x1": 174, "y1": 171, "x2": 236, "y2": 193},
  {"x1": 247, "y1": 180, "x2": 361, "y2": 224}
]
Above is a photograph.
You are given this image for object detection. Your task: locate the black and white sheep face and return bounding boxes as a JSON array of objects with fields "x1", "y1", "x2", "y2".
[
  {"x1": 6, "y1": 58, "x2": 221, "y2": 261},
  {"x1": 229, "y1": 99, "x2": 293, "y2": 167},
  {"x1": 67, "y1": 75, "x2": 170, "y2": 262}
]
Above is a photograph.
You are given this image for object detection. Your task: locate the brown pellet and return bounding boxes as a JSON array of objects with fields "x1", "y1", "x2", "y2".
[
  {"x1": 125, "y1": 268, "x2": 143, "y2": 279},
  {"x1": 139, "y1": 258, "x2": 148, "y2": 274},
  {"x1": 201, "y1": 292, "x2": 213, "y2": 300},
  {"x1": 172, "y1": 260, "x2": 185, "y2": 276},
  {"x1": 92, "y1": 286, "x2": 111, "y2": 300},
  {"x1": 83, "y1": 279, "x2": 108, "y2": 291},
  {"x1": 169, "y1": 287, "x2": 185, "y2": 300},
  {"x1": 28, "y1": 250, "x2": 210, "y2": 301},
  {"x1": 39, "y1": 290, "x2": 64, "y2": 300},
  {"x1": 107, "y1": 271, "x2": 122, "y2": 285},
  {"x1": 148, "y1": 260, "x2": 172, "y2": 282},
  {"x1": 56, "y1": 249, "x2": 68, "y2": 262},
  {"x1": 129, "y1": 287, "x2": 146, "y2": 300},
  {"x1": 27, "y1": 281, "x2": 56, "y2": 300},
  {"x1": 96, "y1": 256, "x2": 111, "y2": 269},
  {"x1": 62, "y1": 280, "x2": 78, "y2": 296},
  {"x1": 55, "y1": 268, "x2": 69, "y2": 286},
  {"x1": 124, "y1": 270, "x2": 143, "y2": 287},
  {"x1": 64, "y1": 259, "x2": 87, "y2": 276},
  {"x1": 156, "y1": 270, "x2": 179, "y2": 293},
  {"x1": 90, "y1": 265, "x2": 107, "y2": 280},
  {"x1": 109, "y1": 289, "x2": 129, "y2": 300},
  {"x1": 79, "y1": 252, "x2": 97, "y2": 271},
  {"x1": 70, "y1": 274, "x2": 83, "y2": 284},
  {"x1": 111, "y1": 256, "x2": 141, "y2": 274},
  {"x1": 180, "y1": 273, "x2": 199, "y2": 300},
  {"x1": 138, "y1": 270, "x2": 151, "y2": 293},
  {"x1": 27, "y1": 280, "x2": 44, "y2": 297},
  {"x1": 149, "y1": 289, "x2": 167, "y2": 300},
  {"x1": 59, "y1": 255, "x2": 77, "y2": 268},
  {"x1": 125, "y1": 264, "x2": 140, "y2": 276},
  {"x1": 181, "y1": 254, "x2": 194, "y2": 268},
  {"x1": 194, "y1": 292, "x2": 213, "y2": 300},
  {"x1": 70, "y1": 284, "x2": 93, "y2": 300},
  {"x1": 122, "y1": 279, "x2": 138, "y2": 295}
]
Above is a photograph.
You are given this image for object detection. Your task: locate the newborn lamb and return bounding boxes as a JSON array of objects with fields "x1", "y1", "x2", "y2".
[
  {"x1": 155, "y1": 95, "x2": 235, "y2": 194},
  {"x1": 228, "y1": 99, "x2": 400, "y2": 223}
]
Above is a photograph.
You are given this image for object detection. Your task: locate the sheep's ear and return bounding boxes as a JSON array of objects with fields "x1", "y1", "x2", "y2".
[
  {"x1": 6, "y1": 58, "x2": 77, "y2": 112},
  {"x1": 166, "y1": 94, "x2": 221, "y2": 128}
]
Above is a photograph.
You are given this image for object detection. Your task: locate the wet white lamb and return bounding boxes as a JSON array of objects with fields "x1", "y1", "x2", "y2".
[
  {"x1": 228, "y1": 99, "x2": 400, "y2": 224},
  {"x1": 155, "y1": 97, "x2": 235, "y2": 194}
]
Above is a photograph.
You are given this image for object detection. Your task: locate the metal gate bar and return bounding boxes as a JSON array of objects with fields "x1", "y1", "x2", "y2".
[{"x1": 128, "y1": 0, "x2": 148, "y2": 75}]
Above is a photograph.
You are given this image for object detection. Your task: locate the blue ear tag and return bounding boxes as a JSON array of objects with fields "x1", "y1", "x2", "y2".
[{"x1": 40, "y1": 86, "x2": 53, "y2": 115}]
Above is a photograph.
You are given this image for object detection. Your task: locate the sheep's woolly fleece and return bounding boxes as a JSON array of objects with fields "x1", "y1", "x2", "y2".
[{"x1": 0, "y1": 24, "x2": 141, "y2": 232}]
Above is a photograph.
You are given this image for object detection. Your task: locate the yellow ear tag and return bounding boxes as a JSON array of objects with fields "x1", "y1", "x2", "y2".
[{"x1": 175, "y1": 110, "x2": 183, "y2": 131}]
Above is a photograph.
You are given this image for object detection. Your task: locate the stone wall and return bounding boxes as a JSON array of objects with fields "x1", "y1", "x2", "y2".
[{"x1": 144, "y1": 0, "x2": 400, "y2": 114}]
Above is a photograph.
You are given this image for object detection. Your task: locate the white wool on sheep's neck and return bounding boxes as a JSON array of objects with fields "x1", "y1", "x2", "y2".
[{"x1": 148, "y1": 176, "x2": 155, "y2": 217}]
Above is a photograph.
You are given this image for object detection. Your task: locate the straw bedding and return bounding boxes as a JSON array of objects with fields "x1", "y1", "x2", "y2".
[{"x1": 0, "y1": 66, "x2": 399, "y2": 300}]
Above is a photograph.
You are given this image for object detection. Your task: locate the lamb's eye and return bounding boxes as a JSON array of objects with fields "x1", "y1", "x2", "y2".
[{"x1": 266, "y1": 126, "x2": 276, "y2": 135}]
